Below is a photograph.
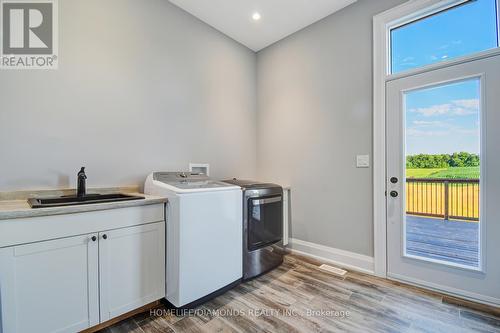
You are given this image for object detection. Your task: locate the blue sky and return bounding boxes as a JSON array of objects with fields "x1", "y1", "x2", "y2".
[
  {"x1": 391, "y1": 0, "x2": 498, "y2": 155},
  {"x1": 391, "y1": 0, "x2": 498, "y2": 74},
  {"x1": 405, "y1": 79, "x2": 481, "y2": 155}
]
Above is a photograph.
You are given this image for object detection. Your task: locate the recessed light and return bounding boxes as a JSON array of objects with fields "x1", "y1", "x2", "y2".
[{"x1": 252, "y1": 12, "x2": 261, "y2": 21}]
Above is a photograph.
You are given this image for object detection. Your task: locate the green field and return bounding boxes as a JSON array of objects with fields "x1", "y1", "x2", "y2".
[{"x1": 406, "y1": 167, "x2": 480, "y2": 179}]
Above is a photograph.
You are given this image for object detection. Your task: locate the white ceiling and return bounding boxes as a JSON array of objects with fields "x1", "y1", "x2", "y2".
[{"x1": 169, "y1": 0, "x2": 357, "y2": 52}]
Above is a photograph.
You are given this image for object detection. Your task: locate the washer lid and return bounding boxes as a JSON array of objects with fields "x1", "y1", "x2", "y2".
[{"x1": 152, "y1": 172, "x2": 239, "y2": 193}]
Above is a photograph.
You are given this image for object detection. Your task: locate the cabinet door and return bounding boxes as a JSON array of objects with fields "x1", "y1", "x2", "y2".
[
  {"x1": 99, "y1": 222, "x2": 165, "y2": 321},
  {"x1": 0, "y1": 234, "x2": 99, "y2": 333}
]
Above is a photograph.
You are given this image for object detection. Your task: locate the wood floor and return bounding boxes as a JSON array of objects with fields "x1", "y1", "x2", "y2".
[
  {"x1": 98, "y1": 254, "x2": 500, "y2": 333},
  {"x1": 406, "y1": 215, "x2": 479, "y2": 267}
]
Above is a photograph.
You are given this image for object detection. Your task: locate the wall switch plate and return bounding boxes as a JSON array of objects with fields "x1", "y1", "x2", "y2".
[{"x1": 356, "y1": 155, "x2": 370, "y2": 168}]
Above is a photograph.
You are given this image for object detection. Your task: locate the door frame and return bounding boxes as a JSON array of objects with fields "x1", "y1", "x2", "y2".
[{"x1": 372, "y1": 0, "x2": 500, "y2": 277}]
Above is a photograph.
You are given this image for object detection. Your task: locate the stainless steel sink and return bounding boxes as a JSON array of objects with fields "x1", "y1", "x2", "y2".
[{"x1": 28, "y1": 193, "x2": 145, "y2": 208}]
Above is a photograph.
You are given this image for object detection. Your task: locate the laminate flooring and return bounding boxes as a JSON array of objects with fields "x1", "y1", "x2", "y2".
[{"x1": 98, "y1": 254, "x2": 500, "y2": 333}]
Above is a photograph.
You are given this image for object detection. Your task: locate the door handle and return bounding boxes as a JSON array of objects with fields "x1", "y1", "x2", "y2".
[
  {"x1": 253, "y1": 197, "x2": 282, "y2": 205},
  {"x1": 390, "y1": 191, "x2": 398, "y2": 198}
]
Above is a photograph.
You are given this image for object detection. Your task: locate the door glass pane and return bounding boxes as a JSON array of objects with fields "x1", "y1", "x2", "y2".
[
  {"x1": 404, "y1": 78, "x2": 480, "y2": 268},
  {"x1": 391, "y1": 0, "x2": 498, "y2": 74}
]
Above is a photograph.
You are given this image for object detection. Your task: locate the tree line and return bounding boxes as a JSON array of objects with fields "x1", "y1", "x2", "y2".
[{"x1": 406, "y1": 152, "x2": 480, "y2": 169}]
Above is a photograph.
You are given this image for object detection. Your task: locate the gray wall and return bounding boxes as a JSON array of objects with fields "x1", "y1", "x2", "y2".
[
  {"x1": 0, "y1": 0, "x2": 257, "y2": 191},
  {"x1": 256, "y1": 0, "x2": 405, "y2": 256},
  {"x1": 0, "y1": 0, "x2": 407, "y2": 258}
]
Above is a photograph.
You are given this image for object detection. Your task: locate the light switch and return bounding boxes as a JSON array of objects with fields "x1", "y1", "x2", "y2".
[{"x1": 356, "y1": 155, "x2": 370, "y2": 168}]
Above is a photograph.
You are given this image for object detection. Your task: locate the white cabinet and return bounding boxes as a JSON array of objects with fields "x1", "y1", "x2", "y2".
[
  {"x1": 0, "y1": 234, "x2": 100, "y2": 333},
  {"x1": 99, "y1": 222, "x2": 165, "y2": 321},
  {"x1": 0, "y1": 204, "x2": 165, "y2": 333}
]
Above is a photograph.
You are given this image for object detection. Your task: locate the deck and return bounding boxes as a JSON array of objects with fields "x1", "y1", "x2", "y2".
[{"x1": 406, "y1": 215, "x2": 479, "y2": 267}]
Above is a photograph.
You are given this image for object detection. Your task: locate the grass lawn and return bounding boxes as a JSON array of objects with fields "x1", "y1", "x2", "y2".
[{"x1": 406, "y1": 167, "x2": 480, "y2": 179}]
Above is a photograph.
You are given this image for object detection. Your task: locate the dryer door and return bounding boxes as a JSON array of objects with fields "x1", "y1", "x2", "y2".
[{"x1": 247, "y1": 196, "x2": 283, "y2": 251}]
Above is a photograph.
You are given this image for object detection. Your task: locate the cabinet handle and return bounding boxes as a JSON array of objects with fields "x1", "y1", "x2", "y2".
[
  {"x1": 102, "y1": 234, "x2": 108, "y2": 240},
  {"x1": 91, "y1": 236, "x2": 97, "y2": 242}
]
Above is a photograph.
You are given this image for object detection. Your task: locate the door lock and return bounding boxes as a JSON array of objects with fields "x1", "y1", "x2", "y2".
[
  {"x1": 390, "y1": 177, "x2": 398, "y2": 184},
  {"x1": 390, "y1": 191, "x2": 398, "y2": 198}
]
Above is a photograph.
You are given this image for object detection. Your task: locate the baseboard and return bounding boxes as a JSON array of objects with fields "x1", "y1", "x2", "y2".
[{"x1": 287, "y1": 238, "x2": 375, "y2": 275}]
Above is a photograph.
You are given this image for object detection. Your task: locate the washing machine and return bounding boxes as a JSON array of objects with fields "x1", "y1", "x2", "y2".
[{"x1": 145, "y1": 172, "x2": 242, "y2": 308}]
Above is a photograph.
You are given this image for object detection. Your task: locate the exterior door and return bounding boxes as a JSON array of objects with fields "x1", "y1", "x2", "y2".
[
  {"x1": 0, "y1": 234, "x2": 99, "y2": 333},
  {"x1": 99, "y1": 222, "x2": 165, "y2": 321},
  {"x1": 386, "y1": 54, "x2": 500, "y2": 305}
]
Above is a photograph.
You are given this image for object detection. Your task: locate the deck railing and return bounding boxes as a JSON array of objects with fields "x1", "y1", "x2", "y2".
[{"x1": 406, "y1": 178, "x2": 480, "y2": 221}]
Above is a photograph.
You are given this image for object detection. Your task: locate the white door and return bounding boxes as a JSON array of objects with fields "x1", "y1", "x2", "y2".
[
  {"x1": 386, "y1": 54, "x2": 500, "y2": 305},
  {"x1": 99, "y1": 222, "x2": 165, "y2": 321},
  {"x1": 0, "y1": 234, "x2": 99, "y2": 333}
]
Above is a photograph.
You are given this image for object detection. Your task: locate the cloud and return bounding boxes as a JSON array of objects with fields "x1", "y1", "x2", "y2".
[
  {"x1": 456, "y1": 128, "x2": 479, "y2": 136},
  {"x1": 410, "y1": 99, "x2": 479, "y2": 117},
  {"x1": 407, "y1": 128, "x2": 450, "y2": 137},
  {"x1": 453, "y1": 108, "x2": 477, "y2": 116},
  {"x1": 407, "y1": 123, "x2": 478, "y2": 138},
  {"x1": 454, "y1": 99, "x2": 480, "y2": 109},
  {"x1": 411, "y1": 104, "x2": 452, "y2": 117},
  {"x1": 412, "y1": 120, "x2": 445, "y2": 126},
  {"x1": 407, "y1": 126, "x2": 479, "y2": 138}
]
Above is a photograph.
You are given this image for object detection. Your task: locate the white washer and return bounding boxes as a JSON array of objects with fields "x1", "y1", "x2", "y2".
[{"x1": 145, "y1": 172, "x2": 242, "y2": 308}]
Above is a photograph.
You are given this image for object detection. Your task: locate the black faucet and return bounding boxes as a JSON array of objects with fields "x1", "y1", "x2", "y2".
[{"x1": 77, "y1": 167, "x2": 87, "y2": 198}]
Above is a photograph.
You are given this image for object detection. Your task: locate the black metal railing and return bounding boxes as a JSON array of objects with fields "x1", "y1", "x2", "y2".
[{"x1": 406, "y1": 178, "x2": 479, "y2": 221}]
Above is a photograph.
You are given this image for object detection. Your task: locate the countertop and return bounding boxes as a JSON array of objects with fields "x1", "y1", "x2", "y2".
[{"x1": 0, "y1": 191, "x2": 167, "y2": 220}]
